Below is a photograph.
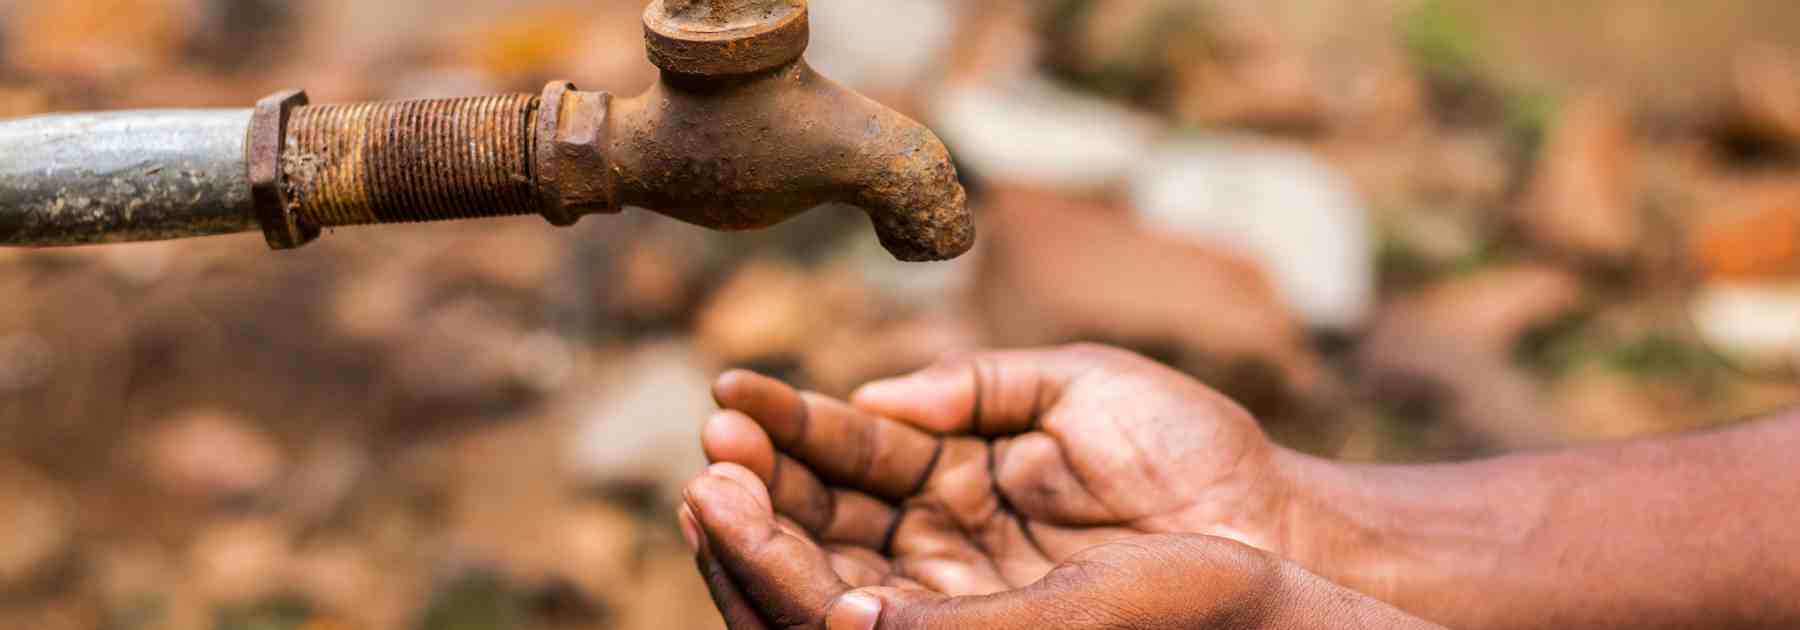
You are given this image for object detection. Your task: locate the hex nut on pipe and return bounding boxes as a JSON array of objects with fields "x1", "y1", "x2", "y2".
[
  {"x1": 535, "y1": 82, "x2": 620, "y2": 227},
  {"x1": 248, "y1": 89, "x2": 319, "y2": 250}
]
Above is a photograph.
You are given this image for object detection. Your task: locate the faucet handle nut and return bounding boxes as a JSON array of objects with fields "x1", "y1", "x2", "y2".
[{"x1": 643, "y1": 0, "x2": 809, "y2": 76}]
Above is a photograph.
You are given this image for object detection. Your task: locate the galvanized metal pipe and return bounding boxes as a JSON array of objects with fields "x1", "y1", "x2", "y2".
[{"x1": 0, "y1": 110, "x2": 260, "y2": 247}]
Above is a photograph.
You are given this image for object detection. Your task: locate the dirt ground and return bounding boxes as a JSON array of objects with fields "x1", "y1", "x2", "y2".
[{"x1": 2, "y1": 1, "x2": 1800, "y2": 628}]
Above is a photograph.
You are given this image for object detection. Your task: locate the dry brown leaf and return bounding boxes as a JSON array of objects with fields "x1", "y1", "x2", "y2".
[
  {"x1": 976, "y1": 185, "x2": 1323, "y2": 399},
  {"x1": 1359, "y1": 265, "x2": 1586, "y2": 447},
  {"x1": 1518, "y1": 93, "x2": 1642, "y2": 262}
]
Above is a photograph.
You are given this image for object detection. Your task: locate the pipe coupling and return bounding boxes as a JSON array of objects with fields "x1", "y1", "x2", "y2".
[{"x1": 246, "y1": 83, "x2": 619, "y2": 250}]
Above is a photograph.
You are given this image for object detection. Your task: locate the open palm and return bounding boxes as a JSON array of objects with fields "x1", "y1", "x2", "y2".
[{"x1": 699, "y1": 345, "x2": 1301, "y2": 597}]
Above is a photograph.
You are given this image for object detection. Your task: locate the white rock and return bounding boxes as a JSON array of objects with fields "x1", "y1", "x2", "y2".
[
  {"x1": 564, "y1": 342, "x2": 714, "y2": 499},
  {"x1": 1691, "y1": 281, "x2": 1800, "y2": 373},
  {"x1": 143, "y1": 410, "x2": 285, "y2": 502},
  {"x1": 1128, "y1": 137, "x2": 1376, "y2": 330},
  {"x1": 933, "y1": 74, "x2": 1160, "y2": 191},
  {"x1": 808, "y1": 0, "x2": 956, "y2": 92}
]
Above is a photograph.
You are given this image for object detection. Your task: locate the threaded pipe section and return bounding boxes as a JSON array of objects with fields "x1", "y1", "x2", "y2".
[{"x1": 282, "y1": 95, "x2": 540, "y2": 227}]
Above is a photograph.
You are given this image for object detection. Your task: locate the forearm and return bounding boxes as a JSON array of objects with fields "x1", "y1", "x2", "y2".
[{"x1": 1280, "y1": 410, "x2": 1800, "y2": 629}]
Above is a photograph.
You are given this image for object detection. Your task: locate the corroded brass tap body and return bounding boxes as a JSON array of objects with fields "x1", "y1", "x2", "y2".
[{"x1": 262, "y1": 0, "x2": 973, "y2": 261}]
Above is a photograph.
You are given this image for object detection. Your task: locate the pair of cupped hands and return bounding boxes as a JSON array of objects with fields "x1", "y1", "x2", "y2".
[{"x1": 680, "y1": 345, "x2": 1442, "y2": 630}]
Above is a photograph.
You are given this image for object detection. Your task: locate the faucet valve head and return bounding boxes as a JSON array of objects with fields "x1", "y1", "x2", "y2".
[{"x1": 644, "y1": 0, "x2": 810, "y2": 76}]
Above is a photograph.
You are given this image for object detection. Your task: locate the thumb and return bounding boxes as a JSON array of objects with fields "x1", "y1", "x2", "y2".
[
  {"x1": 824, "y1": 584, "x2": 1120, "y2": 630},
  {"x1": 852, "y1": 345, "x2": 1122, "y2": 436},
  {"x1": 829, "y1": 536, "x2": 1291, "y2": 630}
]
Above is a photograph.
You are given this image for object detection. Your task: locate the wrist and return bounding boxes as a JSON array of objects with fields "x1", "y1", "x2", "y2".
[
  {"x1": 1268, "y1": 448, "x2": 1563, "y2": 622},
  {"x1": 1266, "y1": 449, "x2": 1394, "y2": 597},
  {"x1": 1262, "y1": 558, "x2": 1450, "y2": 630}
]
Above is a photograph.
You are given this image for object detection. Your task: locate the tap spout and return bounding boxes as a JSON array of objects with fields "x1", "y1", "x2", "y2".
[
  {"x1": 608, "y1": 61, "x2": 973, "y2": 261},
  {"x1": 624, "y1": 0, "x2": 973, "y2": 261}
]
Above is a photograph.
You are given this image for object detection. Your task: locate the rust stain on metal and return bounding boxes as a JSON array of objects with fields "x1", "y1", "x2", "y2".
[
  {"x1": 607, "y1": 60, "x2": 973, "y2": 261},
  {"x1": 622, "y1": 0, "x2": 974, "y2": 260},
  {"x1": 253, "y1": 0, "x2": 973, "y2": 261},
  {"x1": 535, "y1": 82, "x2": 619, "y2": 226},
  {"x1": 282, "y1": 95, "x2": 540, "y2": 228},
  {"x1": 644, "y1": 0, "x2": 809, "y2": 77}
]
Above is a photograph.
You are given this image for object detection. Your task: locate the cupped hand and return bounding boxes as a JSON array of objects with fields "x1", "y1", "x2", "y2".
[
  {"x1": 700, "y1": 344, "x2": 1306, "y2": 599},
  {"x1": 678, "y1": 462, "x2": 1439, "y2": 629}
]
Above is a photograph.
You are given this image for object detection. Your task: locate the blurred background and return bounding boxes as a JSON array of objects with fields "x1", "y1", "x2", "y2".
[{"x1": 2, "y1": 0, "x2": 1800, "y2": 628}]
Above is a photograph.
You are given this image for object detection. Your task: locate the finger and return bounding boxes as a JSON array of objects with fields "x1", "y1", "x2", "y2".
[
  {"x1": 917, "y1": 438, "x2": 1057, "y2": 587},
  {"x1": 1015, "y1": 523, "x2": 1144, "y2": 564},
  {"x1": 685, "y1": 468, "x2": 851, "y2": 627},
  {"x1": 883, "y1": 575, "x2": 930, "y2": 591},
  {"x1": 888, "y1": 508, "x2": 1011, "y2": 597},
  {"x1": 708, "y1": 462, "x2": 774, "y2": 513},
  {"x1": 852, "y1": 347, "x2": 1103, "y2": 437},
  {"x1": 686, "y1": 506, "x2": 772, "y2": 630},
  {"x1": 713, "y1": 370, "x2": 808, "y2": 444},
  {"x1": 702, "y1": 410, "x2": 778, "y2": 481},
  {"x1": 821, "y1": 488, "x2": 904, "y2": 550},
  {"x1": 826, "y1": 585, "x2": 1102, "y2": 630},
  {"x1": 826, "y1": 590, "x2": 896, "y2": 630},
  {"x1": 680, "y1": 504, "x2": 706, "y2": 552},
  {"x1": 704, "y1": 418, "x2": 900, "y2": 548},
  {"x1": 716, "y1": 370, "x2": 942, "y2": 501},
  {"x1": 842, "y1": 536, "x2": 1287, "y2": 630},
  {"x1": 764, "y1": 449, "x2": 904, "y2": 550},
  {"x1": 715, "y1": 369, "x2": 803, "y2": 427},
  {"x1": 977, "y1": 516, "x2": 1059, "y2": 589},
  {"x1": 799, "y1": 393, "x2": 943, "y2": 501},
  {"x1": 699, "y1": 550, "x2": 773, "y2": 629},
  {"x1": 829, "y1": 547, "x2": 894, "y2": 589},
  {"x1": 703, "y1": 412, "x2": 837, "y2": 534}
]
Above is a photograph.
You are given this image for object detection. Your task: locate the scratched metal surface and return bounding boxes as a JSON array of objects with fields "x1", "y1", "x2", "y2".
[{"x1": 0, "y1": 110, "x2": 259, "y2": 247}]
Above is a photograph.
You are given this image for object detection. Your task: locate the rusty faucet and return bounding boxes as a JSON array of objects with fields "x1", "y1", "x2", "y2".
[{"x1": 0, "y1": 0, "x2": 975, "y2": 262}]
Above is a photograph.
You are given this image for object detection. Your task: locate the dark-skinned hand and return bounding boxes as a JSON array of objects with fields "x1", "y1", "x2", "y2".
[{"x1": 681, "y1": 345, "x2": 1442, "y2": 629}]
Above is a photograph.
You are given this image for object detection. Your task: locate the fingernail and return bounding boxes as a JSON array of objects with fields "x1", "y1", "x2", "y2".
[
  {"x1": 828, "y1": 592, "x2": 883, "y2": 630},
  {"x1": 678, "y1": 509, "x2": 703, "y2": 552}
]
